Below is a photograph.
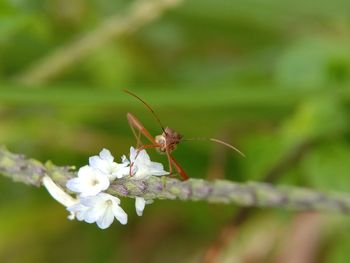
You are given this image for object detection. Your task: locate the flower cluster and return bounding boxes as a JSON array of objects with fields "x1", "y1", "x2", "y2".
[{"x1": 43, "y1": 147, "x2": 169, "y2": 229}]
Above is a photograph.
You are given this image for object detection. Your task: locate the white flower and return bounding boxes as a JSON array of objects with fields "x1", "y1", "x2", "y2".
[
  {"x1": 66, "y1": 201, "x2": 89, "y2": 221},
  {"x1": 42, "y1": 175, "x2": 78, "y2": 207},
  {"x1": 45, "y1": 147, "x2": 170, "y2": 227},
  {"x1": 135, "y1": 197, "x2": 146, "y2": 216},
  {"x1": 135, "y1": 197, "x2": 154, "y2": 216},
  {"x1": 89, "y1": 148, "x2": 130, "y2": 181},
  {"x1": 129, "y1": 147, "x2": 169, "y2": 180},
  {"x1": 66, "y1": 165, "x2": 110, "y2": 197},
  {"x1": 68, "y1": 193, "x2": 128, "y2": 229},
  {"x1": 42, "y1": 175, "x2": 80, "y2": 220}
]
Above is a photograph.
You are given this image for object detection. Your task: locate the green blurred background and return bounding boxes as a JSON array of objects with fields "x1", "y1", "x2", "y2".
[{"x1": 1, "y1": 0, "x2": 350, "y2": 262}]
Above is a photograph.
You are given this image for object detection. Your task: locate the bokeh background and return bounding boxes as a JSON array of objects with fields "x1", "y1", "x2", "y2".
[{"x1": 1, "y1": 0, "x2": 350, "y2": 262}]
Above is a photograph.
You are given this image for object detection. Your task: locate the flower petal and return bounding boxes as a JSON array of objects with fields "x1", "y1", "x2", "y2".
[
  {"x1": 89, "y1": 156, "x2": 106, "y2": 171},
  {"x1": 136, "y1": 149, "x2": 151, "y2": 163},
  {"x1": 98, "y1": 192, "x2": 121, "y2": 205},
  {"x1": 43, "y1": 175, "x2": 77, "y2": 207},
  {"x1": 77, "y1": 165, "x2": 94, "y2": 177},
  {"x1": 67, "y1": 203, "x2": 89, "y2": 221},
  {"x1": 67, "y1": 166, "x2": 110, "y2": 197},
  {"x1": 135, "y1": 197, "x2": 146, "y2": 216},
  {"x1": 99, "y1": 148, "x2": 114, "y2": 162},
  {"x1": 129, "y1": 147, "x2": 169, "y2": 180},
  {"x1": 66, "y1": 177, "x2": 83, "y2": 193},
  {"x1": 95, "y1": 172, "x2": 111, "y2": 190},
  {"x1": 121, "y1": 155, "x2": 130, "y2": 165},
  {"x1": 67, "y1": 213, "x2": 75, "y2": 220},
  {"x1": 150, "y1": 162, "x2": 169, "y2": 176},
  {"x1": 79, "y1": 187, "x2": 99, "y2": 198},
  {"x1": 129, "y1": 147, "x2": 137, "y2": 162},
  {"x1": 96, "y1": 207, "x2": 115, "y2": 229},
  {"x1": 112, "y1": 204, "x2": 128, "y2": 225},
  {"x1": 83, "y1": 204, "x2": 106, "y2": 223},
  {"x1": 113, "y1": 165, "x2": 130, "y2": 179}
]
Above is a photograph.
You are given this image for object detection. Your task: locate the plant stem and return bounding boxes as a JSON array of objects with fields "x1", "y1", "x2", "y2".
[{"x1": 1, "y1": 146, "x2": 349, "y2": 214}]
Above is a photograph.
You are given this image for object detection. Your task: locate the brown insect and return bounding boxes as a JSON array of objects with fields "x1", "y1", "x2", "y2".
[{"x1": 124, "y1": 89, "x2": 245, "y2": 180}]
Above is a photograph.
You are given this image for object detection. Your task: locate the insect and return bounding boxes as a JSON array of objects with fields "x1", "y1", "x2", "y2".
[{"x1": 124, "y1": 89, "x2": 245, "y2": 180}]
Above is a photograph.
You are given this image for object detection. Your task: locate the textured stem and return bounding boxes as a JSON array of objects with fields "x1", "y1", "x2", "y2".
[{"x1": 1, "y1": 146, "x2": 350, "y2": 214}]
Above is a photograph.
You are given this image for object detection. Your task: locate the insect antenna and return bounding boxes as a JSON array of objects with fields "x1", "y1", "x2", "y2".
[
  {"x1": 123, "y1": 89, "x2": 166, "y2": 133},
  {"x1": 182, "y1": 137, "x2": 245, "y2": 157}
]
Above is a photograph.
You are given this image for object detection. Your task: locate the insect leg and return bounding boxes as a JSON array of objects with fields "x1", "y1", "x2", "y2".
[
  {"x1": 127, "y1": 115, "x2": 143, "y2": 148},
  {"x1": 127, "y1": 113, "x2": 156, "y2": 144},
  {"x1": 169, "y1": 154, "x2": 189, "y2": 180},
  {"x1": 165, "y1": 149, "x2": 173, "y2": 176}
]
